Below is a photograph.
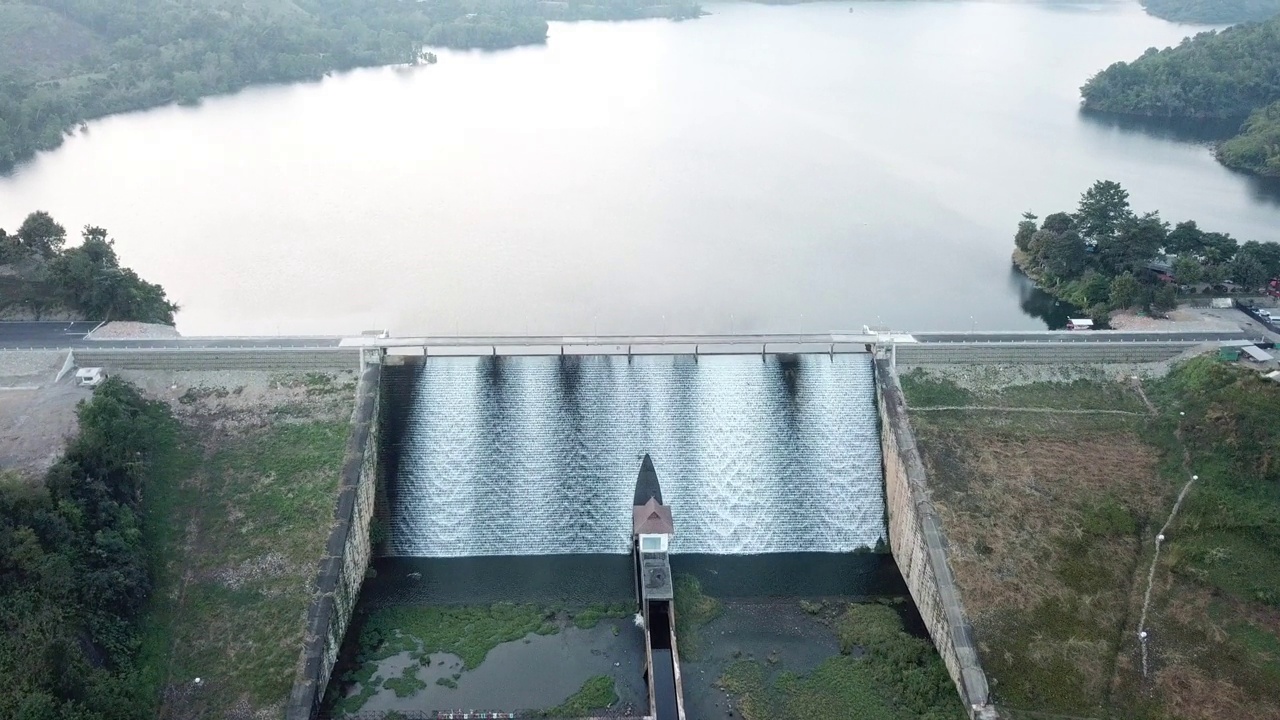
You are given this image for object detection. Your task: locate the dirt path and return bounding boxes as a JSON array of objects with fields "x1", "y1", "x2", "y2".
[{"x1": 1136, "y1": 419, "x2": 1197, "y2": 680}]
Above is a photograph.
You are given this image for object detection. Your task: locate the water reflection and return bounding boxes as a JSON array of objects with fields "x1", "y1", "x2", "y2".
[
  {"x1": 361, "y1": 552, "x2": 907, "y2": 608},
  {"x1": 1079, "y1": 108, "x2": 1241, "y2": 144},
  {"x1": 1010, "y1": 268, "x2": 1077, "y2": 329},
  {"x1": 1079, "y1": 110, "x2": 1280, "y2": 206}
]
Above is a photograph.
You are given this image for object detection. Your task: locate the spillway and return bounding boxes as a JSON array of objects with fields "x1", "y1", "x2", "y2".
[{"x1": 381, "y1": 354, "x2": 884, "y2": 557}]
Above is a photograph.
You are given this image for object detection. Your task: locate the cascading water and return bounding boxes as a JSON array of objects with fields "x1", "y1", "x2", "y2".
[{"x1": 381, "y1": 354, "x2": 884, "y2": 557}]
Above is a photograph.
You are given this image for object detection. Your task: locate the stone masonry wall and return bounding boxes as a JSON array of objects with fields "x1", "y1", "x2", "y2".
[
  {"x1": 875, "y1": 357, "x2": 998, "y2": 720},
  {"x1": 285, "y1": 356, "x2": 382, "y2": 720}
]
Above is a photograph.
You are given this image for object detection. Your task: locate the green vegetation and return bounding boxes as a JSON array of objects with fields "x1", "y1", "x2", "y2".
[
  {"x1": 356, "y1": 602, "x2": 555, "y2": 670},
  {"x1": 0, "y1": 211, "x2": 176, "y2": 322},
  {"x1": 540, "y1": 675, "x2": 618, "y2": 717},
  {"x1": 718, "y1": 603, "x2": 963, "y2": 720},
  {"x1": 901, "y1": 368, "x2": 1151, "y2": 413},
  {"x1": 1218, "y1": 100, "x2": 1280, "y2": 177},
  {"x1": 905, "y1": 364, "x2": 1280, "y2": 718},
  {"x1": 1139, "y1": 0, "x2": 1280, "y2": 23},
  {"x1": 1080, "y1": 17, "x2": 1280, "y2": 176},
  {"x1": 1152, "y1": 357, "x2": 1280, "y2": 608},
  {"x1": 330, "y1": 600, "x2": 632, "y2": 714},
  {"x1": 672, "y1": 573, "x2": 722, "y2": 660},
  {"x1": 382, "y1": 665, "x2": 427, "y2": 698},
  {"x1": 331, "y1": 675, "x2": 382, "y2": 716},
  {"x1": 0, "y1": 0, "x2": 701, "y2": 170},
  {"x1": 137, "y1": 377, "x2": 353, "y2": 718},
  {"x1": 0, "y1": 378, "x2": 185, "y2": 719},
  {"x1": 571, "y1": 602, "x2": 632, "y2": 630},
  {"x1": 1014, "y1": 180, "x2": 1280, "y2": 320}
]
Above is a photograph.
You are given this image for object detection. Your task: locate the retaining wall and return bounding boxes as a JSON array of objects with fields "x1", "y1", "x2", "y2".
[
  {"x1": 876, "y1": 358, "x2": 998, "y2": 720},
  {"x1": 895, "y1": 342, "x2": 1193, "y2": 365},
  {"x1": 285, "y1": 357, "x2": 382, "y2": 720},
  {"x1": 71, "y1": 347, "x2": 360, "y2": 371}
]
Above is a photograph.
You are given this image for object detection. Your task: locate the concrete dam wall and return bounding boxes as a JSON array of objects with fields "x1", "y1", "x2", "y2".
[
  {"x1": 286, "y1": 359, "x2": 382, "y2": 720},
  {"x1": 378, "y1": 353, "x2": 886, "y2": 557},
  {"x1": 288, "y1": 351, "x2": 997, "y2": 718},
  {"x1": 876, "y1": 357, "x2": 998, "y2": 720}
]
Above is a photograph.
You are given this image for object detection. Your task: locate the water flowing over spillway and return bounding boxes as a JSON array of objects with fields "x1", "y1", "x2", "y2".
[{"x1": 381, "y1": 354, "x2": 884, "y2": 556}]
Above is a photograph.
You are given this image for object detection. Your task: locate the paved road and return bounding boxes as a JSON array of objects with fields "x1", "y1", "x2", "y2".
[
  {"x1": 0, "y1": 323, "x2": 1264, "y2": 351},
  {"x1": 0, "y1": 321, "x2": 102, "y2": 344},
  {"x1": 0, "y1": 322, "x2": 345, "y2": 350}
]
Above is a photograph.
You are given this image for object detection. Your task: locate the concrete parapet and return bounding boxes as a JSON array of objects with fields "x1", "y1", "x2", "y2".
[
  {"x1": 876, "y1": 358, "x2": 997, "y2": 720},
  {"x1": 285, "y1": 362, "x2": 382, "y2": 720},
  {"x1": 71, "y1": 347, "x2": 360, "y2": 372},
  {"x1": 895, "y1": 341, "x2": 1192, "y2": 365}
]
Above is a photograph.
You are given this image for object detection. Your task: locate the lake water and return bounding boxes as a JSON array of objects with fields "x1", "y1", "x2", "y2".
[{"x1": 2, "y1": 1, "x2": 1279, "y2": 335}]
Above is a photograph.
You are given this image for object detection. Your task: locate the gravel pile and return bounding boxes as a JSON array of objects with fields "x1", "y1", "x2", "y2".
[
  {"x1": 86, "y1": 321, "x2": 181, "y2": 340},
  {"x1": 0, "y1": 350, "x2": 65, "y2": 382}
]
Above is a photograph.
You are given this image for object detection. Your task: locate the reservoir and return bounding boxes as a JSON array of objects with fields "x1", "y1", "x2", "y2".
[{"x1": 2, "y1": 1, "x2": 1278, "y2": 335}]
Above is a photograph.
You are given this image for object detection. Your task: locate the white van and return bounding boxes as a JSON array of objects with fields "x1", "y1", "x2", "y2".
[{"x1": 75, "y1": 367, "x2": 107, "y2": 388}]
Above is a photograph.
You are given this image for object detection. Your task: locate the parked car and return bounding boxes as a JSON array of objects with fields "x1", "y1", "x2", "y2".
[{"x1": 75, "y1": 367, "x2": 107, "y2": 388}]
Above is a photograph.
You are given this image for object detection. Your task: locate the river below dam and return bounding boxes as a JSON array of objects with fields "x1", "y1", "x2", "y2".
[{"x1": 3, "y1": 1, "x2": 1280, "y2": 335}]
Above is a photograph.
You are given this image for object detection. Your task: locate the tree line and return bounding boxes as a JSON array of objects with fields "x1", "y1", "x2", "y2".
[
  {"x1": 1079, "y1": 16, "x2": 1280, "y2": 177},
  {"x1": 1139, "y1": 0, "x2": 1280, "y2": 24},
  {"x1": 0, "y1": 0, "x2": 701, "y2": 171},
  {"x1": 1, "y1": 211, "x2": 177, "y2": 324},
  {"x1": 1014, "y1": 180, "x2": 1280, "y2": 321},
  {"x1": 0, "y1": 380, "x2": 177, "y2": 719}
]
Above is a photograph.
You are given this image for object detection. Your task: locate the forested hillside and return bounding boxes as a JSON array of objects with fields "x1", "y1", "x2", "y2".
[
  {"x1": 1139, "y1": 0, "x2": 1280, "y2": 24},
  {"x1": 1218, "y1": 101, "x2": 1280, "y2": 176},
  {"x1": 1080, "y1": 17, "x2": 1280, "y2": 176},
  {"x1": 0, "y1": 0, "x2": 700, "y2": 171},
  {"x1": 1, "y1": 211, "x2": 177, "y2": 323}
]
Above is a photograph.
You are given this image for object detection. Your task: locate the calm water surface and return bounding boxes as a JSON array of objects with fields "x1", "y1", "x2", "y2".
[{"x1": 2, "y1": 1, "x2": 1278, "y2": 334}]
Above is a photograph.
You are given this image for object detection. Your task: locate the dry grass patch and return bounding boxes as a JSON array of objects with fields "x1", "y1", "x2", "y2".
[
  {"x1": 911, "y1": 406, "x2": 1166, "y2": 716},
  {"x1": 904, "y1": 363, "x2": 1280, "y2": 719}
]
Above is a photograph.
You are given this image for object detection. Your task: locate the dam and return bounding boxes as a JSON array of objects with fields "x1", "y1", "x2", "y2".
[{"x1": 379, "y1": 353, "x2": 885, "y2": 557}]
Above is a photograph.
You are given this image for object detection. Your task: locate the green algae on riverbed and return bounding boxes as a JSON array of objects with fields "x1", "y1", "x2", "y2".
[
  {"x1": 716, "y1": 603, "x2": 963, "y2": 720},
  {"x1": 540, "y1": 675, "x2": 618, "y2": 717},
  {"x1": 327, "y1": 602, "x2": 644, "y2": 714}
]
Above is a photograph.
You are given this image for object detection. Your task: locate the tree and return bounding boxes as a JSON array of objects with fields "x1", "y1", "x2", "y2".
[
  {"x1": 1076, "y1": 272, "x2": 1112, "y2": 308},
  {"x1": 1237, "y1": 240, "x2": 1280, "y2": 280},
  {"x1": 1096, "y1": 211, "x2": 1166, "y2": 276},
  {"x1": 1165, "y1": 221, "x2": 1205, "y2": 256},
  {"x1": 1152, "y1": 284, "x2": 1178, "y2": 312},
  {"x1": 1231, "y1": 255, "x2": 1268, "y2": 290},
  {"x1": 1200, "y1": 231, "x2": 1240, "y2": 265},
  {"x1": 1109, "y1": 272, "x2": 1143, "y2": 309},
  {"x1": 16, "y1": 211, "x2": 65, "y2": 259},
  {"x1": 1172, "y1": 256, "x2": 1203, "y2": 284},
  {"x1": 1042, "y1": 212, "x2": 1075, "y2": 234},
  {"x1": 1015, "y1": 212, "x2": 1038, "y2": 252},
  {"x1": 1075, "y1": 180, "x2": 1133, "y2": 242},
  {"x1": 0, "y1": 228, "x2": 21, "y2": 263},
  {"x1": 1039, "y1": 230, "x2": 1087, "y2": 279},
  {"x1": 47, "y1": 226, "x2": 176, "y2": 324},
  {"x1": 1202, "y1": 263, "x2": 1228, "y2": 286}
]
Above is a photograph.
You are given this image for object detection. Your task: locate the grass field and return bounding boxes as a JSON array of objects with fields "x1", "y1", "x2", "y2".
[
  {"x1": 901, "y1": 364, "x2": 1280, "y2": 720},
  {"x1": 135, "y1": 371, "x2": 357, "y2": 719}
]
